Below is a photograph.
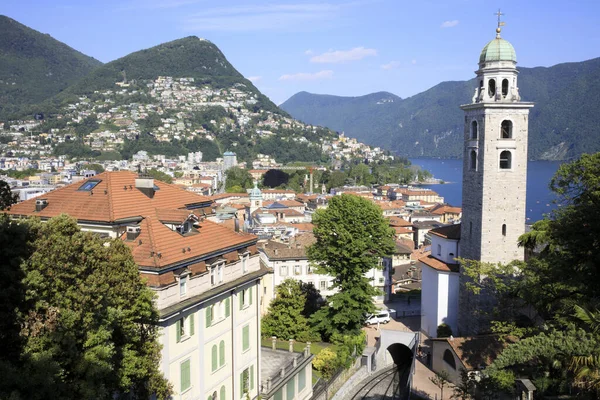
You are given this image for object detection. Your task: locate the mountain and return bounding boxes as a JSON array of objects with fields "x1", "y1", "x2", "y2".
[
  {"x1": 281, "y1": 58, "x2": 600, "y2": 160},
  {"x1": 0, "y1": 15, "x2": 102, "y2": 118}
]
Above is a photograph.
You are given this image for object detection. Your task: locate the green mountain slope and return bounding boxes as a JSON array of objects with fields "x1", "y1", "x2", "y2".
[
  {"x1": 281, "y1": 58, "x2": 600, "y2": 160},
  {"x1": 42, "y1": 36, "x2": 281, "y2": 116},
  {"x1": 0, "y1": 15, "x2": 102, "y2": 118}
]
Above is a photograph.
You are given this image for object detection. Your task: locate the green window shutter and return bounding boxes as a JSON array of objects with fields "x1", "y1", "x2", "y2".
[
  {"x1": 225, "y1": 298, "x2": 230, "y2": 317},
  {"x1": 274, "y1": 388, "x2": 283, "y2": 400},
  {"x1": 239, "y1": 291, "x2": 243, "y2": 310},
  {"x1": 180, "y1": 359, "x2": 190, "y2": 392},
  {"x1": 249, "y1": 287, "x2": 253, "y2": 305},
  {"x1": 176, "y1": 319, "x2": 181, "y2": 343},
  {"x1": 242, "y1": 325, "x2": 249, "y2": 351},
  {"x1": 212, "y1": 344, "x2": 218, "y2": 371},
  {"x1": 298, "y1": 367, "x2": 306, "y2": 391},
  {"x1": 206, "y1": 307, "x2": 212, "y2": 328},
  {"x1": 219, "y1": 340, "x2": 225, "y2": 366},
  {"x1": 220, "y1": 385, "x2": 226, "y2": 400},
  {"x1": 208, "y1": 396, "x2": 212, "y2": 400},
  {"x1": 250, "y1": 365, "x2": 254, "y2": 390},
  {"x1": 239, "y1": 372, "x2": 244, "y2": 397},
  {"x1": 189, "y1": 315, "x2": 195, "y2": 336}
]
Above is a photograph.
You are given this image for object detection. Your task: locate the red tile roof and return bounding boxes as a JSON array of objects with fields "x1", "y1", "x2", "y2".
[
  {"x1": 429, "y1": 224, "x2": 461, "y2": 240},
  {"x1": 419, "y1": 254, "x2": 460, "y2": 273},
  {"x1": 8, "y1": 171, "x2": 213, "y2": 223}
]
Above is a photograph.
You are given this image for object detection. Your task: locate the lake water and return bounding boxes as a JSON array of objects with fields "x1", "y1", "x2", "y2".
[{"x1": 409, "y1": 158, "x2": 563, "y2": 223}]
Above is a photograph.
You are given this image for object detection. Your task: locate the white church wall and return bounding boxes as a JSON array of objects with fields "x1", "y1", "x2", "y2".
[{"x1": 420, "y1": 264, "x2": 439, "y2": 337}]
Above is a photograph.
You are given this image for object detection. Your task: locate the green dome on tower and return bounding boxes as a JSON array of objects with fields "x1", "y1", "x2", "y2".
[{"x1": 479, "y1": 33, "x2": 517, "y2": 63}]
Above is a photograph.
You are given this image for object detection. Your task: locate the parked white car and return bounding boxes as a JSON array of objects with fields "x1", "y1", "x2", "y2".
[{"x1": 365, "y1": 310, "x2": 391, "y2": 325}]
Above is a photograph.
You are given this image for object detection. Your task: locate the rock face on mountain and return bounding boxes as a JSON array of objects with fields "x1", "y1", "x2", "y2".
[
  {"x1": 281, "y1": 58, "x2": 600, "y2": 160},
  {"x1": 0, "y1": 15, "x2": 102, "y2": 118}
]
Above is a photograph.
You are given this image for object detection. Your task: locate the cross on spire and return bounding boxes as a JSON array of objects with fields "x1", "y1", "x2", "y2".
[{"x1": 494, "y1": 9, "x2": 505, "y2": 37}]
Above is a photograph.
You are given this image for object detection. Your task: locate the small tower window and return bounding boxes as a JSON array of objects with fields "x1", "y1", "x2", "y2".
[
  {"x1": 488, "y1": 79, "x2": 496, "y2": 98},
  {"x1": 499, "y1": 150, "x2": 512, "y2": 169},
  {"x1": 443, "y1": 349, "x2": 456, "y2": 370},
  {"x1": 469, "y1": 221, "x2": 472, "y2": 238},
  {"x1": 502, "y1": 79, "x2": 509, "y2": 98},
  {"x1": 502, "y1": 224, "x2": 507, "y2": 236},
  {"x1": 501, "y1": 120, "x2": 512, "y2": 139},
  {"x1": 470, "y1": 150, "x2": 477, "y2": 171},
  {"x1": 471, "y1": 120, "x2": 478, "y2": 139}
]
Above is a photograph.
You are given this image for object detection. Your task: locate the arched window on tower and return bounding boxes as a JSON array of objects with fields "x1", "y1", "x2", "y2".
[
  {"x1": 502, "y1": 224, "x2": 507, "y2": 236},
  {"x1": 501, "y1": 120, "x2": 512, "y2": 139},
  {"x1": 471, "y1": 120, "x2": 478, "y2": 139},
  {"x1": 502, "y1": 79, "x2": 509, "y2": 98},
  {"x1": 470, "y1": 150, "x2": 477, "y2": 171},
  {"x1": 499, "y1": 150, "x2": 512, "y2": 169},
  {"x1": 488, "y1": 79, "x2": 496, "y2": 98}
]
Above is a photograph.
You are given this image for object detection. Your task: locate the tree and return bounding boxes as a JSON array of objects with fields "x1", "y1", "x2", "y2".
[
  {"x1": 437, "y1": 323, "x2": 453, "y2": 338},
  {"x1": 308, "y1": 194, "x2": 395, "y2": 338},
  {"x1": 0, "y1": 180, "x2": 19, "y2": 210},
  {"x1": 327, "y1": 171, "x2": 347, "y2": 190},
  {"x1": 261, "y1": 279, "x2": 318, "y2": 342},
  {"x1": 429, "y1": 370, "x2": 451, "y2": 400},
  {"x1": 349, "y1": 163, "x2": 371, "y2": 186},
  {"x1": 0, "y1": 215, "x2": 171, "y2": 399},
  {"x1": 263, "y1": 169, "x2": 289, "y2": 188},
  {"x1": 147, "y1": 168, "x2": 172, "y2": 184},
  {"x1": 452, "y1": 369, "x2": 475, "y2": 400},
  {"x1": 225, "y1": 167, "x2": 253, "y2": 191},
  {"x1": 85, "y1": 163, "x2": 105, "y2": 173}
]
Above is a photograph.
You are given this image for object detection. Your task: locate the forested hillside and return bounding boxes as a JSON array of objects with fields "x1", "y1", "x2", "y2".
[{"x1": 281, "y1": 57, "x2": 600, "y2": 160}]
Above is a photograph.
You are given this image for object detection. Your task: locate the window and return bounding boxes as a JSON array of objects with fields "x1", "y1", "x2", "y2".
[
  {"x1": 499, "y1": 150, "x2": 512, "y2": 169},
  {"x1": 280, "y1": 265, "x2": 288, "y2": 276},
  {"x1": 274, "y1": 388, "x2": 283, "y2": 400},
  {"x1": 180, "y1": 359, "x2": 191, "y2": 392},
  {"x1": 176, "y1": 314, "x2": 194, "y2": 342},
  {"x1": 294, "y1": 265, "x2": 302, "y2": 275},
  {"x1": 502, "y1": 224, "x2": 507, "y2": 236},
  {"x1": 211, "y1": 267, "x2": 216, "y2": 286},
  {"x1": 470, "y1": 150, "x2": 477, "y2": 171},
  {"x1": 502, "y1": 78, "x2": 509, "y2": 98},
  {"x1": 286, "y1": 379, "x2": 295, "y2": 400},
  {"x1": 501, "y1": 120, "x2": 512, "y2": 139},
  {"x1": 242, "y1": 324, "x2": 250, "y2": 351},
  {"x1": 307, "y1": 265, "x2": 314, "y2": 275},
  {"x1": 179, "y1": 274, "x2": 187, "y2": 296},
  {"x1": 320, "y1": 281, "x2": 327, "y2": 290},
  {"x1": 471, "y1": 120, "x2": 478, "y2": 139},
  {"x1": 488, "y1": 78, "x2": 496, "y2": 97},
  {"x1": 206, "y1": 306, "x2": 213, "y2": 327},
  {"x1": 220, "y1": 386, "x2": 226, "y2": 400},
  {"x1": 298, "y1": 367, "x2": 306, "y2": 391},
  {"x1": 443, "y1": 349, "x2": 456, "y2": 370},
  {"x1": 77, "y1": 179, "x2": 101, "y2": 191},
  {"x1": 219, "y1": 340, "x2": 225, "y2": 367},
  {"x1": 240, "y1": 366, "x2": 254, "y2": 397},
  {"x1": 242, "y1": 254, "x2": 248, "y2": 273},
  {"x1": 469, "y1": 221, "x2": 472, "y2": 238},
  {"x1": 218, "y1": 264, "x2": 223, "y2": 283},
  {"x1": 378, "y1": 277, "x2": 384, "y2": 284},
  {"x1": 212, "y1": 344, "x2": 218, "y2": 372},
  {"x1": 240, "y1": 288, "x2": 252, "y2": 309},
  {"x1": 437, "y1": 244, "x2": 442, "y2": 257},
  {"x1": 211, "y1": 264, "x2": 224, "y2": 286}
]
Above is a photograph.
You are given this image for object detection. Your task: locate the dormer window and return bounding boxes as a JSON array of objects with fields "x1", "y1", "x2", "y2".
[
  {"x1": 78, "y1": 179, "x2": 101, "y2": 191},
  {"x1": 210, "y1": 262, "x2": 224, "y2": 286},
  {"x1": 180, "y1": 274, "x2": 188, "y2": 296}
]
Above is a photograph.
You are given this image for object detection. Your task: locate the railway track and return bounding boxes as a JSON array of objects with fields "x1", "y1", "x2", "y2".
[{"x1": 350, "y1": 366, "x2": 398, "y2": 400}]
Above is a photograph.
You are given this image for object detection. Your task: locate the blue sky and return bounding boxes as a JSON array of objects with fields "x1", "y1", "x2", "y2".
[{"x1": 2, "y1": 0, "x2": 599, "y2": 104}]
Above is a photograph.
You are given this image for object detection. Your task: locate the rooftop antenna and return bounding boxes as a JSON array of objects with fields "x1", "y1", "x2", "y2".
[{"x1": 495, "y1": 9, "x2": 505, "y2": 37}]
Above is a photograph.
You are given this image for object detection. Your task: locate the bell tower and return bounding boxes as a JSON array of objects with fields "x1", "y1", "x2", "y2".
[{"x1": 458, "y1": 14, "x2": 534, "y2": 334}]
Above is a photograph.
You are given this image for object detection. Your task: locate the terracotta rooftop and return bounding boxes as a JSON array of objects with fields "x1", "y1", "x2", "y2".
[
  {"x1": 429, "y1": 224, "x2": 461, "y2": 240},
  {"x1": 434, "y1": 335, "x2": 517, "y2": 371},
  {"x1": 431, "y1": 205, "x2": 462, "y2": 215},
  {"x1": 7, "y1": 171, "x2": 213, "y2": 223},
  {"x1": 123, "y1": 209, "x2": 256, "y2": 270},
  {"x1": 419, "y1": 254, "x2": 459, "y2": 273},
  {"x1": 260, "y1": 233, "x2": 316, "y2": 260},
  {"x1": 387, "y1": 217, "x2": 412, "y2": 227}
]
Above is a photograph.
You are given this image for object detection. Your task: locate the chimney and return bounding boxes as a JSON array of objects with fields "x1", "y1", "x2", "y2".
[
  {"x1": 35, "y1": 199, "x2": 48, "y2": 212},
  {"x1": 126, "y1": 225, "x2": 141, "y2": 240},
  {"x1": 288, "y1": 338, "x2": 294, "y2": 353},
  {"x1": 135, "y1": 176, "x2": 156, "y2": 198},
  {"x1": 234, "y1": 217, "x2": 240, "y2": 232}
]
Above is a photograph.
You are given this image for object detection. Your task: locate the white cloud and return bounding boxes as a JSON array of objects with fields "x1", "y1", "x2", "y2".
[
  {"x1": 441, "y1": 20, "x2": 459, "y2": 28},
  {"x1": 381, "y1": 61, "x2": 401, "y2": 70},
  {"x1": 310, "y1": 47, "x2": 377, "y2": 63},
  {"x1": 278, "y1": 70, "x2": 334, "y2": 81},
  {"x1": 304, "y1": 49, "x2": 313, "y2": 55},
  {"x1": 182, "y1": 3, "x2": 355, "y2": 32},
  {"x1": 247, "y1": 76, "x2": 262, "y2": 83}
]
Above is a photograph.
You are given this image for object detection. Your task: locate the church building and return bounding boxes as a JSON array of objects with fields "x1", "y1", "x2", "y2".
[{"x1": 421, "y1": 17, "x2": 534, "y2": 337}]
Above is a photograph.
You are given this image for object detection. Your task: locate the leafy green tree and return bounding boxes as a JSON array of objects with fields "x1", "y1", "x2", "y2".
[
  {"x1": 349, "y1": 163, "x2": 371, "y2": 186},
  {"x1": 0, "y1": 179, "x2": 19, "y2": 210},
  {"x1": 147, "y1": 168, "x2": 172, "y2": 184},
  {"x1": 85, "y1": 163, "x2": 105, "y2": 173},
  {"x1": 0, "y1": 215, "x2": 171, "y2": 400},
  {"x1": 225, "y1": 167, "x2": 253, "y2": 191},
  {"x1": 263, "y1": 169, "x2": 289, "y2": 188},
  {"x1": 437, "y1": 323, "x2": 453, "y2": 338},
  {"x1": 452, "y1": 369, "x2": 475, "y2": 400},
  {"x1": 262, "y1": 279, "x2": 319, "y2": 343},
  {"x1": 327, "y1": 170, "x2": 347, "y2": 191},
  {"x1": 308, "y1": 194, "x2": 395, "y2": 338}
]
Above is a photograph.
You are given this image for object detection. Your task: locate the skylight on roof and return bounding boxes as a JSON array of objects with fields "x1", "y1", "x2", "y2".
[{"x1": 78, "y1": 179, "x2": 102, "y2": 191}]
